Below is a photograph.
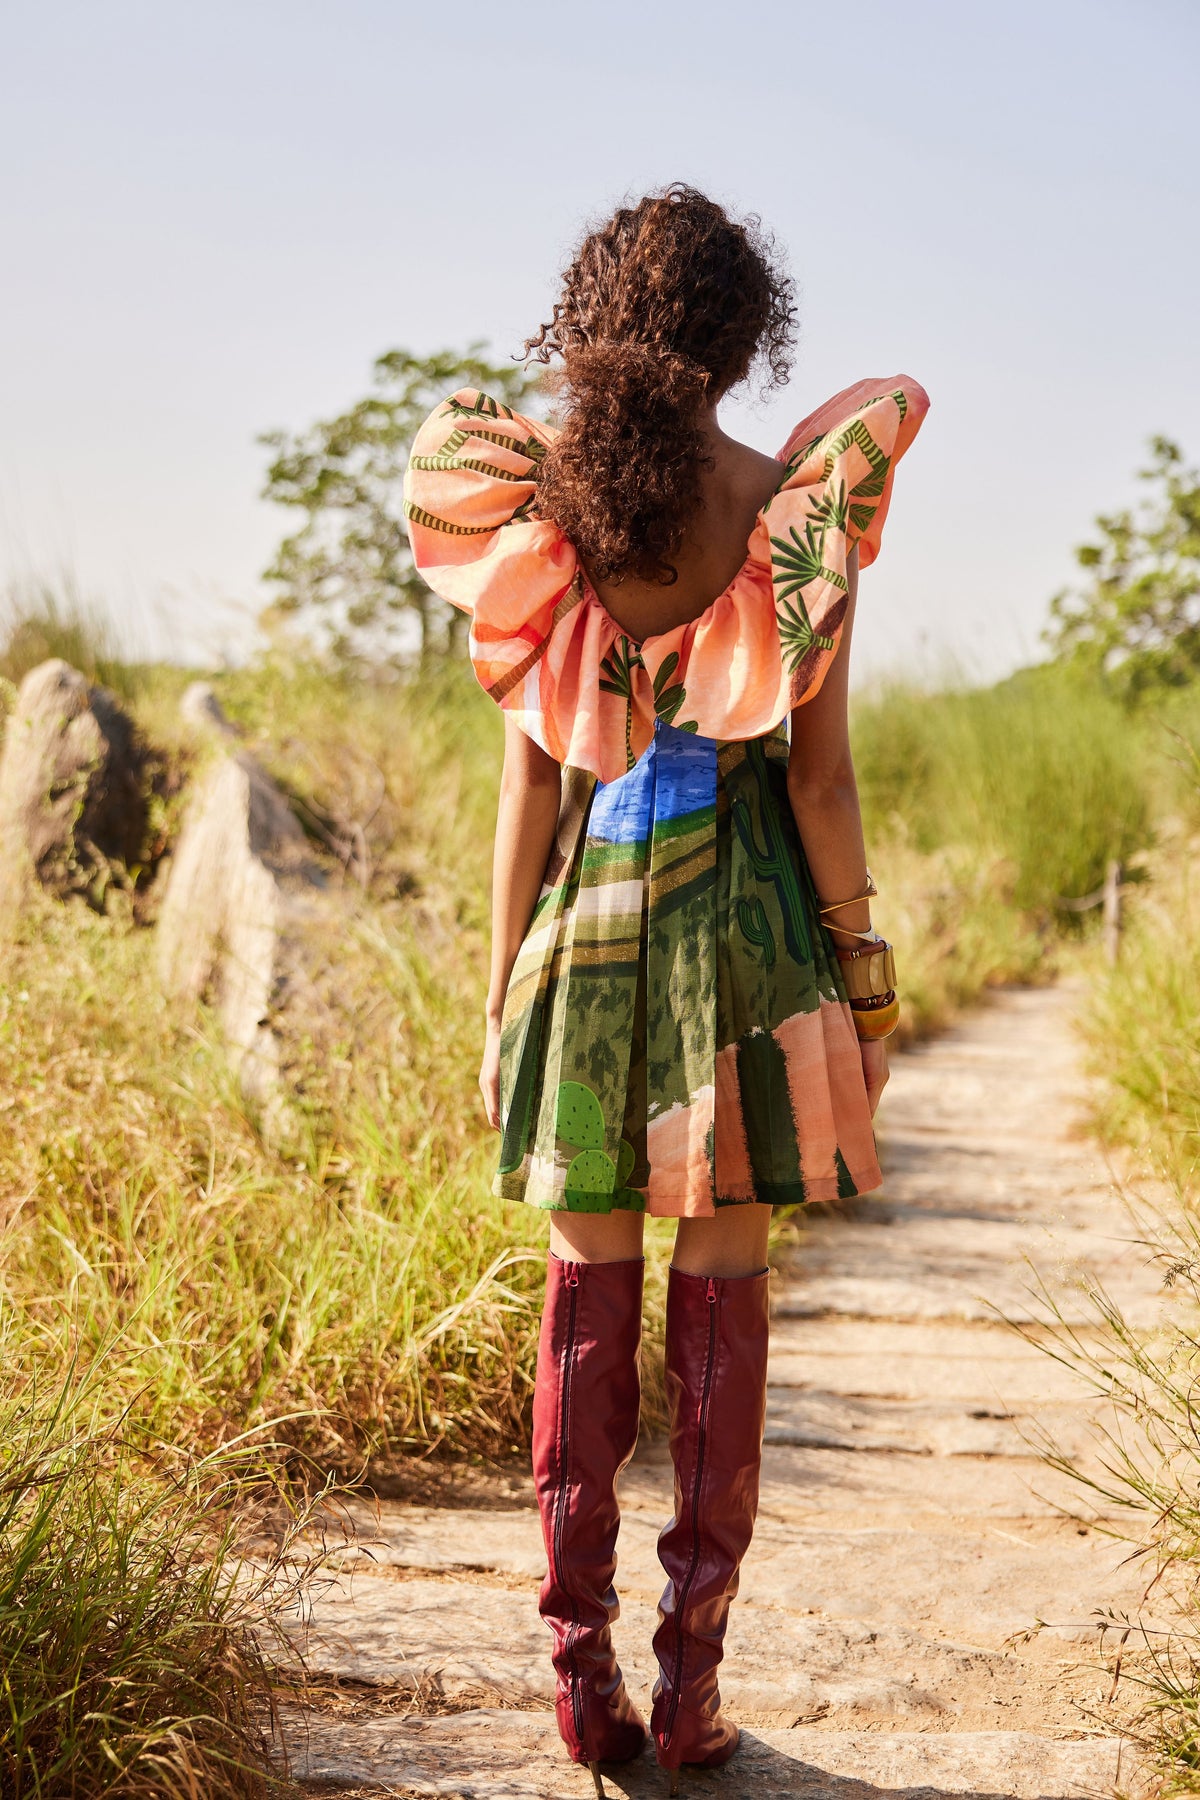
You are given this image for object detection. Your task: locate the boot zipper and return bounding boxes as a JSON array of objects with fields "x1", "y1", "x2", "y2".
[
  {"x1": 552, "y1": 1262, "x2": 585, "y2": 1745},
  {"x1": 663, "y1": 1276, "x2": 719, "y2": 1747}
]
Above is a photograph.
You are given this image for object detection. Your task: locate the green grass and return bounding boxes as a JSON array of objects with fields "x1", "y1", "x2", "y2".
[
  {"x1": 3, "y1": 591, "x2": 1193, "y2": 1792},
  {"x1": 1014, "y1": 715, "x2": 1200, "y2": 1791},
  {"x1": 850, "y1": 662, "x2": 1166, "y2": 1034},
  {"x1": 0, "y1": 857, "x2": 547, "y2": 1475},
  {"x1": 1022, "y1": 1225, "x2": 1200, "y2": 1793},
  {"x1": 1076, "y1": 719, "x2": 1200, "y2": 1194},
  {"x1": 854, "y1": 665, "x2": 1155, "y2": 914},
  {"x1": 0, "y1": 648, "x2": 1174, "y2": 1480},
  {"x1": 0, "y1": 578, "x2": 148, "y2": 703},
  {"x1": 0, "y1": 1318, "x2": 323, "y2": 1798}
]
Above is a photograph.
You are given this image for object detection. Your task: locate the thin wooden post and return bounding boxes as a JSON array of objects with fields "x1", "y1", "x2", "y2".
[{"x1": 1102, "y1": 858, "x2": 1123, "y2": 965}]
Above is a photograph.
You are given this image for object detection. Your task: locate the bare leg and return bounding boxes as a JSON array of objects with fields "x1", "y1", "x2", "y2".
[
  {"x1": 551, "y1": 1211, "x2": 646, "y2": 1265},
  {"x1": 671, "y1": 1202, "x2": 771, "y2": 1278}
]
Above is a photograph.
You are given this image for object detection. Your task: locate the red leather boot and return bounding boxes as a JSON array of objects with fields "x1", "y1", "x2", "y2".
[
  {"x1": 650, "y1": 1265, "x2": 770, "y2": 1789},
  {"x1": 532, "y1": 1253, "x2": 648, "y2": 1794}
]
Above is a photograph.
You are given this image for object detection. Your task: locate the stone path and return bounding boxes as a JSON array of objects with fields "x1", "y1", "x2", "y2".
[{"x1": 276, "y1": 986, "x2": 1166, "y2": 1798}]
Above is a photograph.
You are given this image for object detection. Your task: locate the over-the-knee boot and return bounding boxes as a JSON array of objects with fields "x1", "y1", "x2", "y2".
[
  {"x1": 650, "y1": 1264, "x2": 770, "y2": 1784},
  {"x1": 532, "y1": 1253, "x2": 648, "y2": 1789}
]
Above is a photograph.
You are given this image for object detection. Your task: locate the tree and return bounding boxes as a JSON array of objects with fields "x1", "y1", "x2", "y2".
[
  {"x1": 1046, "y1": 437, "x2": 1200, "y2": 699},
  {"x1": 260, "y1": 346, "x2": 538, "y2": 667}
]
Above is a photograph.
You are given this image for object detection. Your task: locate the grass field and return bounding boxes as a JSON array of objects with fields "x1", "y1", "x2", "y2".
[
  {"x1": 1011, "y1": 708, "x2": 1200, "y2": 1792},
  {"x1": 2, "y1": 609, "x2": 1195, "y2": 1792},
  {"x1": 2, "y1": 643, "x2": 1183, "y2": 1470}
]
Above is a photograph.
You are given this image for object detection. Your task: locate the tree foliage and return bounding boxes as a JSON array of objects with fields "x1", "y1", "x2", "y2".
[
  {"x1": 1046, "y1": 437, "x2": 1200, "y2": 699},
  {"x1": 260, "y1": 346, "x2": 537, "y2": 666}
]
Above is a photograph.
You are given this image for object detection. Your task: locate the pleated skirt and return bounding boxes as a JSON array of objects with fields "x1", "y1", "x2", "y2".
[{"x1": 495, "y1": 719, "x2": 882, "y2": 1218}]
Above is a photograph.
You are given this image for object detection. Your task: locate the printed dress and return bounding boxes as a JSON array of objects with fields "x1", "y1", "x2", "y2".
[{"x1": 404, "y1": 376, "x2": 929, "y2": 1217}]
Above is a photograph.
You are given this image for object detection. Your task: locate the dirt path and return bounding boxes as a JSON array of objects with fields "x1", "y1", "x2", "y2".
[{"x1": 277, "y1": 986, "x2": 1165, "y2": 1798}]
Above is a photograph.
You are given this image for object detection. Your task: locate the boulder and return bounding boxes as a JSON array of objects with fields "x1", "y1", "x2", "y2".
[
  {"x1": 155, "y1": 744, "x2": 327, "y2": 1100},
  {"x1": 0, "y1": 658, "x2": 154, "y2": 905},
  {"x1": 179, "y1": 680, "x2": 239, "y2": 739}
]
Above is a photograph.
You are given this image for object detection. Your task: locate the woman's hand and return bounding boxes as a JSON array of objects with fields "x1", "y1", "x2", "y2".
[
  {"x1": 860, "y1": 1039, "x2": 889, "y2": 1117},
  {"x1": 479, "y1": 1015, "x2": 502, "y2": 1131}
]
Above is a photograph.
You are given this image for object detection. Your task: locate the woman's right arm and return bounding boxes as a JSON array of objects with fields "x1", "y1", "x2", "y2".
[{"x1": 479, "y1": 715, "x2": 563, "y2": 1129}]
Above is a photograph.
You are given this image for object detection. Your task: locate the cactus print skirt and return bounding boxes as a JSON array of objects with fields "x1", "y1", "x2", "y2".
[{"x1": 495, "y1": 719, "x2": 883, "y2": 1217}]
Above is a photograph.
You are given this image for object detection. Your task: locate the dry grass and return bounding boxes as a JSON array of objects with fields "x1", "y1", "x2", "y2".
[
  {"x1": 0, "y1": 1319, "x2": 333, "y2": 1798},
  {"x1": 1019, "y1": 723, "x2": 1200, "y2": 1792},
  {"x1": 2, "y1": 607, "x2": 1186, "y2": 1793},
  {"x1": 1, "y1": 651, "x2": 1166, "y2": 1477}
]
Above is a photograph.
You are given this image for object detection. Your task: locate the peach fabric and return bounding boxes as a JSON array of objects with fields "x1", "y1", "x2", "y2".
[{"x1": 404, "y1": 377, "x2": 930, "y2": 781}]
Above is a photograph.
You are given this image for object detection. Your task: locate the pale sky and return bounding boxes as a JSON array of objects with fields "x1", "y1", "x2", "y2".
[{"x1": 2, "y1": 0, "x2": 1197, "y2": 681}]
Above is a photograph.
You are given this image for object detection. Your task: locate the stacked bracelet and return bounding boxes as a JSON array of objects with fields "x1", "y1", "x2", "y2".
[
  {"x1": 838, "y1": 938, "x2": 900, "y2": 1040},
  {"x1": 818, "y1": 871, "x2": 900, "y2": 1040},
  {"x1": 845, "y1": 987, "x2": 901, "y2": 1041}
]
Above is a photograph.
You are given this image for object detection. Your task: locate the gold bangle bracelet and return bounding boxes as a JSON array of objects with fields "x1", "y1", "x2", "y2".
[
  {"x1": 851, "y1": 993, "x2": 900, "y2": 1040},
  {"x1": 818, "y1": 870, "x2": 878, "y2": 917},
  {"x1": 837, "y1": 939, "x2": 898, "y2": 1001}
]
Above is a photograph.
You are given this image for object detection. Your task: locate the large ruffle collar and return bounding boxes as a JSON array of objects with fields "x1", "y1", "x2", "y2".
[{"x1": 404, "y1": 377, "x2": 929, "y2": 782}]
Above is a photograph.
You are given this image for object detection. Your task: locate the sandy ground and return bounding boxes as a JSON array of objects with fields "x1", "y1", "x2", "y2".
[{"x1": 273, "y1": 986, "x2": 1166, "y2": 1798}]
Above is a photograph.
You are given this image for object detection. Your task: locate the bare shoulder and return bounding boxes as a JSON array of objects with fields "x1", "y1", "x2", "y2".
[{"x1": 706, "y1": 432, "x2": 783, "y2": 515}]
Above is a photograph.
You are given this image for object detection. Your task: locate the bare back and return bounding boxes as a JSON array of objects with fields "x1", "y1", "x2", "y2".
[{"x1": 580, "y1": 419, "x2": 783, "y2": 641}]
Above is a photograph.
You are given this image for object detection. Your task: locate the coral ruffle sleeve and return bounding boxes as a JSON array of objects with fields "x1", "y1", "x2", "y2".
[{"x1": 404, "y1": 378, "x2": 929, "y2": 783}]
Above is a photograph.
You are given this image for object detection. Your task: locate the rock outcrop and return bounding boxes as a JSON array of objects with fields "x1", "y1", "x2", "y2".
[
  {"x1": 0, "y1": 658, "x2": 155, "y2": 906},
  {"x1": 155, "y1": 743, "x2": 327, "y2": 1100},
  {"x1": 179, "y1": 680, "x2": 239, "y2": 739}
]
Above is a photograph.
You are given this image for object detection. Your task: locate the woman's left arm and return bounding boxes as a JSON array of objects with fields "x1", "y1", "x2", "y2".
[
  {"x1": 786, "y1": 545, "x2": 890, "y2": 1116},
  {"x1": 480, "y1": 715, "x2": 563, "y2": 1129}
]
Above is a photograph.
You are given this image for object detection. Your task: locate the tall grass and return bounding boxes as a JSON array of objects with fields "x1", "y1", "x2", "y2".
[
  {"x1": 850, "y1": 664, "x2": 1160, "y2": 1032},
  {"x1": 0, "y1": 871, "x2": 547, "y2": 1474},
  {"x1": 1017, "y1": 717, "x2": 1200, "y2": 1791},
  {"x1": 0, "y1": 606, "x2": 1188, "y2": 1787},
  {"x1": 1079, "y1": 722, "x2": 1200, "y2": 1196},
  {"x1": 0, "y1": 648, "x2": 1173, "y2": 1482},
  {"x1": 0, "y1": 1319, "x2": 320, "y2": 1798},
  {"x1": 0, "y1": 578, "x2": 146, "y2": 702},
  {"x1": 1022, "y1": 1223, "x2": 1200, "y2": 1792},
  {"x1": 854, "y1": 666, "x2": 1154, "y2": 913}
]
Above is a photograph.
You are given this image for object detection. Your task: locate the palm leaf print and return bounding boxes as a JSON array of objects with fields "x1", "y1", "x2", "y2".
[
  {"x1": 807, "y1": 479, "x2": 849, "y2": 535},
  {"x1": 443, "y1": 391, "x2": 514, "y2": 423},
  {"x1": 600, "y1": 636, "x2": 643, "y2": 769},
  {"x1": 401, "y1": 500, "x2": 493, "y2": 536},
  {"x1": 599, "y1": 636, "x2": 639, "y2": 701},
  {"x1": 850, "y1": 463, "x2": 889, "y2": 501},
  {"x1": 651, "y1": 653, "x2": 684, "y2": 723},
  {"x1": 779, "y1": 391, "x2": 901, "y2": 489},
  {"x1": 649, "y1": 652, "x2": 699, "y2": 733},
  {"x1": 777, "y1": 591, "x2": 835, "y2": 673},
  {"x1": 781, "y1": 431, "x2": 827, "y2": 481},
  {"x1": 797, "y1": 415, "x2": 890, "y2": 488},
  {"x1": 439, "y1": 394, "x2": 546, "y2": 463},
  {"x1": 769, "y1": 521, "x2": 848, "y2": 602},
  {"x1": 409, "y1": 427, "x2": 531, "y2": 483}
]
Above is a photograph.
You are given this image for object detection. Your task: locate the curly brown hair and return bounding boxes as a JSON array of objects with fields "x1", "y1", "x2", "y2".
[{"x1": 524, "y1": 185, "x2": 797, "y2": 586}]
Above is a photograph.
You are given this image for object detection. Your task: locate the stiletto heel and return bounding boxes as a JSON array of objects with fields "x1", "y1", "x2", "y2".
[
  {"x1": 589, "y1": 1761, "x2": 606, "y2": 1799},
  {"x1": 668, "y1": 1771, "x2": 680, "y2": 1797}
]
